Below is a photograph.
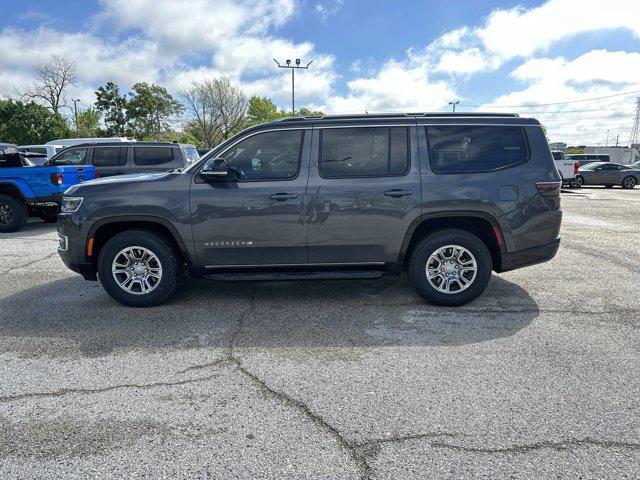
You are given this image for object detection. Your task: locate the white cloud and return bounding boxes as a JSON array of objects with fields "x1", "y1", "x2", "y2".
[
  {"x1": 314, "y1": 0, "x2": 343, "y2": 21},
  {"x1": 324, "y1": 60, "x2": 456, "y2": 113},
  {"x1": 480, "y1": 50, "x2": 640, "y2": 144},
  {"x1": 478, "y1": 0, "x2": 640, "y2": 61}
]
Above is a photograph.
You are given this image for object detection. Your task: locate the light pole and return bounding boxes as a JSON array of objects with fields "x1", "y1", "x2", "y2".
[
  {"x1": 72, "y1": 99, "x2": 81, "y2": 137},
  {"x1": 274, "y1": 58, "x2": 313, "y2": 115},
  {"x1": 448, "y1": 100, "x2": 460, "y2": 112},
  {"x1": 605, "y1": 129, "x2": 610, "y2": 146}
]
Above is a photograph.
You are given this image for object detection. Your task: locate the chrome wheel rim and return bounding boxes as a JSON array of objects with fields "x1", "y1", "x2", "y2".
[
  {"x1": 112, "y1": 246, "x2": 163, "y2": 295},
  {"x1": 624, "y1": 177, "x2": 635, "y2": 188},
  {"x1": 0, "y1": 202, "x2": 14, "y2": 226},
  {"x1": 426, "y1": 245, "x2": 477, "y2": 294}
]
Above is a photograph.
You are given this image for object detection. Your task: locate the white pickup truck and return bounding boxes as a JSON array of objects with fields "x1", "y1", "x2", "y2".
[{"x1": 552, "y1": 151, "x2": 577, "y2": 187}]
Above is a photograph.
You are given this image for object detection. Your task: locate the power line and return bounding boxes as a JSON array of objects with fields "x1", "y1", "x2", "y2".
[
  {"x1": 629, "y1": 97, "x2": 640, "y2": 147},
  {"x1": 460, "y1": 89, "x2": 640, "y2": 108}
]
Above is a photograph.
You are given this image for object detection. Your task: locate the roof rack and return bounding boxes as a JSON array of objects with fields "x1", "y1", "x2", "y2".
[{"x1": 272, "y1": 112, "x2": 519, "y2": 122}]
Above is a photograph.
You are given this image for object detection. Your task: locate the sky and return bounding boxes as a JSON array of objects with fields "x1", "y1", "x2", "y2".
[{"x1": 1, "y1": 0, "x2": 639, "y2": 145}]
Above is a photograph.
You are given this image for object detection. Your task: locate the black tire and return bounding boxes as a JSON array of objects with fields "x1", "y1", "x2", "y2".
[
  {"x1": 605, "y1": 184, "x2": 614, "y2": 189},
  {"x1": 621, "y1": 176, "x2": 637, "y2": 189},
  {"x1": 573, "y1": 175, "x2": 584, "y2": 188},
  {"x1": 0, "y1": 194, "x2": 28, "y2": 233},
  {"x1": 38, "y1": 207, "x2": 59, "y2": 223},
  {"x1": 408, "y1": 229, "x2": 492, "y2": 307},
  {"x1": 98, "y1": 230, "x2": 179, "y2": 307}
]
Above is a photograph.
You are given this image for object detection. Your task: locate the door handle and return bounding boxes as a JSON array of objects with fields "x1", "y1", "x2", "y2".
[
  {"x1": 383, "y1": 189, "x2": 413, "y2": 198},
  {"x1": 269, "y1": 193, "x2": 298, "y2": 200}
]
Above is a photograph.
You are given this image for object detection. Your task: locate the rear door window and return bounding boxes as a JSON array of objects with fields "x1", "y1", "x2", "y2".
[
  {"x1": 319, "y1": 127, "x2": 409, "y2": 178},
  {"x1": 426, "y1": 126, "x2": 528, "y2": 174},
  {"x1": 93, "y1": 146, "x2": 128, "y2": 167},
  {"x1": 133, "y1": 147, "x2": 174, "y2": 166}
]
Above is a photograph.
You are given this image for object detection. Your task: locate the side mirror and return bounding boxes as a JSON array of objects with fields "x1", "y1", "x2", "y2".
[{"x1": 200, "y1": 158, "x2": 232, "y2": 181}]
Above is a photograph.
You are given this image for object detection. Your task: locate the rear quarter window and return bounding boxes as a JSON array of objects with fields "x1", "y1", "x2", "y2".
[
  {"x1": 426, "y1": 126, "x2": 528, "y2": 174},
  {"x1": 133, "y1": 147, "x2": 174, "y2": 166}
]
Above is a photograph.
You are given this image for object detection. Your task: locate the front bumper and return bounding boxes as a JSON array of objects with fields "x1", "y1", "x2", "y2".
[
  {"x1": 57, "y1": 213, "x2": 97, "y2": 281},
  {"x1": 498, "y1": 237, "x2": 560, "y2": 272}
]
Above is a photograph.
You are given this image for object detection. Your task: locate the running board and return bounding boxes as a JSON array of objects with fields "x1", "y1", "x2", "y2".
[{"x1": 203, "y1": 270, "x2": 386, "y2": 282}]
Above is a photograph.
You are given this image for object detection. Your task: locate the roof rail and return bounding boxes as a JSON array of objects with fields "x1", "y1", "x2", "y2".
[{"x1": 271, "y1": 112, "x2": 519, "y2": 122}]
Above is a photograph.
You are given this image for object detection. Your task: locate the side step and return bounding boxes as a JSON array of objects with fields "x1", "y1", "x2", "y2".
[{"x1": 203, "y1": 270, "x2": 386, "y2": 282}]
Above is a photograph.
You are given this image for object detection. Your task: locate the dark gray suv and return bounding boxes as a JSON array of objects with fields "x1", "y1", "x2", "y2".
[{"x1": 57, "y1": 113, "x2": 562, "y2": 307}]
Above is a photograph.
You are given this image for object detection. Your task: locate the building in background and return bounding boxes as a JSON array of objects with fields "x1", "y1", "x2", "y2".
[{"x1": 549, "y1": 142, "x2": 567, "y2": 150}]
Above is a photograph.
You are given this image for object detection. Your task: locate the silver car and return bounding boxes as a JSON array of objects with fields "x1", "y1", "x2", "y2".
[{"x1": 575, "y1": 162, "x2": 639, "y2": 189}]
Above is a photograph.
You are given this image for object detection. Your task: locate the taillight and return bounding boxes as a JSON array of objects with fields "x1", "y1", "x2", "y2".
[
  {"x1": 536, "y1": 181, "x2": 561, "y2": 197},
  {"x1": 50, "y1": 173, "x2": 63, "y2": 185},
  {"x1": 95, "y1": 171, "x2": 101, "y2": 178},
  {"x1": 573, "y1": 162, "x2": 579, "y2": 174}
]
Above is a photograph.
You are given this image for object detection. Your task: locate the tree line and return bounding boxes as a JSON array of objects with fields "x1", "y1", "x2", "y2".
[{"x1": 0, "y1": 55, "x2": 322, "y2": 147}]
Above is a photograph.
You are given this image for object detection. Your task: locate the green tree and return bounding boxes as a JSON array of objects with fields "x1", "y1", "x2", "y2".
[
  {"x1": 75, "y1": 107, "x2": 101, "y2": 138},
  {"x1": 245, "y1": 96, "x2": 288, "y2": 126},
  {"x1": 180, "y1": 77, "x2": 247, "y2": 147},
  {"x1": 0, "y1": 99, "x2": 71, "y2": 145},
  {"x1": 297, "y1": 107, "x2": 323, "y2": 117},
  {"x1": 95, "y1": 82, "x2": 128, "y2": 136},
  {"x1": 127, "y1": 82, "x2": 183, "y2": 139}
]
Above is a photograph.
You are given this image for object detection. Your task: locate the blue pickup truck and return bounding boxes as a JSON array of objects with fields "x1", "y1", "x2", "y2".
[{"x1": 0, "y1": 143, "x2": 97, "y2": 232}]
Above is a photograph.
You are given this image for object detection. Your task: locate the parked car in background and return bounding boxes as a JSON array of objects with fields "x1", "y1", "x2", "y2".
[
  {"x1": 46, "y1": 137, "x2": 136, "y2": 148},
  {"x1": 58, "y1": 112, "x2": 562, "y2": 307},
  {"x1": 552, "y1": 150, "x2": 577, "y2": 186},
  {"x1": 0, "y1": 143, "x2": 96, "y2": 232},
  {"x1": 574, "y1": 162, "x2": 639, "y2": 189},
  {"x1": 197, "y1": 148, "x2": 211, "y2": 156},
  {"x1": 18, "y1": 144, "x2": 66, "y2": 161},
  {"x1": 48, "y1": 142, "x2": 199, "y2": 177},
  {"x1": 565, "y1": 153, "x2": 610, "y2": 167}
]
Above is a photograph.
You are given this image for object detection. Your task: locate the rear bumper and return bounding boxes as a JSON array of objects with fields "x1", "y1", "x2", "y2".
[{"x1": 498, "y1": 237, "x2": 560, "y2": 272}]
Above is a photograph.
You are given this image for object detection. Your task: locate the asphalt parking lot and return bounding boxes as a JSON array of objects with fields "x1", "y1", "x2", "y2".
[{"x1": 1, "y1": 186, "x2": 639, "y2": 479}]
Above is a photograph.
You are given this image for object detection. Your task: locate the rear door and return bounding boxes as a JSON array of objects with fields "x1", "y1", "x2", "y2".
[
  {"x1": 130, "y1": 145, "x2": 181, "y2": 174},
  {"x1": 306, "y1": 124, "x2": 421, "y2": 264},
  {"x1": 89, "y1": 146, "x2": 129, "y2": 177}
]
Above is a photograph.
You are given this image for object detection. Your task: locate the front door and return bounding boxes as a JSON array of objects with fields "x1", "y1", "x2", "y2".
[
  {"x1": 190, "y1": 128, "x2": 310, "y2": 266},
  {"x1": 306, "y1": 125, "x2": 421, "y2": 264}
]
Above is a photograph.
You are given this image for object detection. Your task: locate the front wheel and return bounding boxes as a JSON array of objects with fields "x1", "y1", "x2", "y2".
[
  {"x1": 621, "y1": 176, "x2": 637, "y2": 189},
  {"x1": 0, "y1": 194, "x2": 28, "y2": 233},
  {"x1": 98, "y1": 230, "x2": 179, "y2": 307},
  {"x1": 408, "y1": 229, "x2": 492, "y2": 306}
]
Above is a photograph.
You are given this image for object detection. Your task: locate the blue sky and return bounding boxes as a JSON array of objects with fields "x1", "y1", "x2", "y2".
[{"x1": 1, "y1": 0, "x2": 640, "y2": 144}]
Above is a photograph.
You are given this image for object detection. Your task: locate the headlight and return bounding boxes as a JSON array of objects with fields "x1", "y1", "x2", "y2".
[{"x1": 61, "y1": 196, "x2": 83, "y2": 213}]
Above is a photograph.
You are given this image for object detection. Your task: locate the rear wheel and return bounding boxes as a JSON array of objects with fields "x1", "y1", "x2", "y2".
[
  {"x1": 573, "y1": 175, "x2": 584, "y2": 188},
  {"x1": 38, "y1": 206, "x2": 59, "y2": 223},
  {"x1": 98, "y1": 230, "x2": 179, "y2": 307},
  {"x1": 621, "y1": 176, "x2": 637, "y2": 189},
  {"x1": 408, "y1": 229, "x2": 492, "y2": 306},
  {"x1": 0, "y1": 194, "x2": 28, "y2": 233}
]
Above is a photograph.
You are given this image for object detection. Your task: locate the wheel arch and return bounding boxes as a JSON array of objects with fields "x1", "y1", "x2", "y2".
[
  {"x1": 399, "y1": 212, "x2": 504, "y2": 271},
  {"x1": 88, "y1": 216, "x2": 192, "y2": 272}
]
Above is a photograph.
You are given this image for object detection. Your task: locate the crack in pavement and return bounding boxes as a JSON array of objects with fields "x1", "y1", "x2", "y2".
[
  {"x1": 429, "y1": 437, "x2": 640, "y2": 454},
  {"x1": 0, "y1": 371, "x2": 219, "y2": 404},
  {"x1": 1, "y1": 252, "x2": 59, "y2": 275},
  {"x1": 561, "y1": 239, "x2": 640, "y2": 275}
]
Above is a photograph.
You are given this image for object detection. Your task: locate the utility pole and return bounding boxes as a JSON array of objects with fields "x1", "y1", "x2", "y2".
[
  {"x1": 72, "y1": 99, "x2": 81, "y2": 138},
  {"x1": 629, "y1": 97, "x2": 640, "y2": 148},
  {"x1": 448, "y1": 100, "x2": 460, "y2": 112},
  {"x1": 605, "y1": 129, "x2": 609, "y2": 146},
  {"x1": 274, "y1": 58, "x2": 313, "y2": 115}
]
